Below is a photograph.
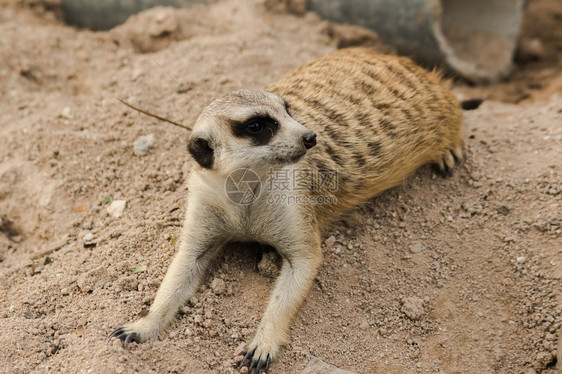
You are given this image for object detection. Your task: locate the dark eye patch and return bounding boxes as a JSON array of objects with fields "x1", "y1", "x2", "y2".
[{"x1": 230, "y1": 115, "x2": 279, "y2": 146}]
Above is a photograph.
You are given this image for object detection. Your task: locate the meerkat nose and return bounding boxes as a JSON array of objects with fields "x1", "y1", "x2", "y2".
[{"x1": 303, "y1": 132, "x2": 317, "y2": 149}]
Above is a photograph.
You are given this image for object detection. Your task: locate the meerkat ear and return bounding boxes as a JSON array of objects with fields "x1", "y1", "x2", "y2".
[{"x1": 188, "y1": 135, "x2": 214, "y2": 169}]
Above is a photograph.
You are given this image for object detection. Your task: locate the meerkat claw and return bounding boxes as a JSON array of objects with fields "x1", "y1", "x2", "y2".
[
  {"x1": 256, "y1": 359, "x2": 263, "y2": 373},
  {"x1": 108, "y1": 327, "x2": 124, "y2": 341},
  {"x1": 124, "y1": 332, "x2": 140, "y2": 348},
  {"x1": 249, "y1": 359, "x2": 257, "y2": 372},
  {"x1": 109, "y1": 327, "x2": 141, "y2": 348},
  {"x1": 442, "y1": 164, "x2": 453, "y2": 177},
  {"x1": 240, "y1": 348, "x2": 256, "y2": 369},
  {"x1": 255, "y1": 354, "x2": 272, "y2": 374},
  {"x1": 240, "y1": 349, "x2": 271, "y2": 373}
]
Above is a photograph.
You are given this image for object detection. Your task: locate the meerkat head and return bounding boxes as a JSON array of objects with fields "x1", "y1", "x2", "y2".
[{"x1": 187, "y1": 89, "x2": 316, "y2": 175}]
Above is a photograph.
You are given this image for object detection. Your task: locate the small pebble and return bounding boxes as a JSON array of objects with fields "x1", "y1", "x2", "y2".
[
  {"x1": 301, "y1": 356, "x2": 355, "y2": 373},
  {"x1": 409, "y1": 243, "x2": 423, "y2": 253},
  {"x1": 60, "y1": 107, "x2": 73, "y2": 119},
  {"x1": 324, "y1": 236, "x2": 336, "y2": 248},
  {"x1": 210, "y1": 278, "x2": 226, "y2": 295},
  {"x1": 401, "y1": 297, "x2": 425, "y2": 320},
  {"x1": 133, "y1": 134, "x2": 155, "y2": 156},
  {"x1": 107, "y1": 200, "x2": 126, "y2": 218},
  {"x1": 233, "y1": 342, "x2": 246, "y2": 357}
]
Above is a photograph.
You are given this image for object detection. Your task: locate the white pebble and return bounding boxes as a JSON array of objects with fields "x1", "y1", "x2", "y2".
[
  {"x1": 133, "y1": 134, "x2": 155, "y2": 156},
  {"x1": 107, "y1": 200, "x2": 126, "y2": 218}
]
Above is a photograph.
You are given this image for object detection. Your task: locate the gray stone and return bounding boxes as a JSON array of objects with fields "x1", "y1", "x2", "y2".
[
  {"x1": 300, "y1": 356, "x2": 356, "y2": 374},
  {"x1": 324, "y1": 236, "x2": 336, "y2": 248},
  {"x1": 409, "y1": 242, "x2": 423, "y2": 253},
  {"x1": 133, "y1": 133, "x2": 155, "y2": 156}
]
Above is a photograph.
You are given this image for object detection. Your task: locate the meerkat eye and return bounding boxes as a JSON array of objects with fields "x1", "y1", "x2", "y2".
[
  {"x1": 246, "y1": 122, "x2": 264, "y2": 134},
  {"x1": 231, "y1": 115, "x2": 280, "y2": 145}
]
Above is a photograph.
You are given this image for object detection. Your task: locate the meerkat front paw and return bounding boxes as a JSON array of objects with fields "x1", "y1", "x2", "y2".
[
  {"x1": 240, "y1": 332, "x2": 283, "y2": 374},
  {"x1": 109, "y1": 319, "x2": 158, "y2": 348}
]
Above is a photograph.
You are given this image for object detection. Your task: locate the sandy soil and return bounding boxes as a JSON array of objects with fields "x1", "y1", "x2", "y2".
[{"x1": 0, "y1": 0, "x2": 560, "y2": 373}]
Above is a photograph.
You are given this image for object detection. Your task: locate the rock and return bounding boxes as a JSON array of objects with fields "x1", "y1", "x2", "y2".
[
  {"x1": 359, "y1": 320, "x2": 369, "y2": 330},
  {"x1": 233, "y1": 342, "x2": 245, "y2": 357},
  {"x1": 210, "y1": 278, "x2": 226, "y2": 295},
  {"x1": 401, "y1": 296, "x2": 425, "y2": 320},
  {"x1": 409, "y1": 242, "x2": 423, "y2": 253},
  {"x1": 60, "y1": 107, "x2": 73, "y2": 119},
  {"x1": 324, "y1": 236, "x2": 336, "y2": 248},
  {"x1": 107, "y1": 200, "x2": 126, "y2": 218},
  {"x1": 300, "y1": 356, "x2": 355, "y2": 374},
  {"x1": 258, "y1": 251, "x2": 280, "y2": 278},
  {"x1": 147, "y1": 8, "x2": 179, "y2": 37},
  {"x1": 534, "y1": 351, "x2": 554, "y2": 371},
  {"x1": 133, "y1": 134, "x2": 155, "y2": 156},
  {"x1": 83, "y1": 232, "x2": 97, "y2": 247}
]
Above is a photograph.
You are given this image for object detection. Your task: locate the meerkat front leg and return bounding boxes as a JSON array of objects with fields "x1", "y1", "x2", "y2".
[
  {"x1": 242, "y1": 232, "x2": 323, "y2": 372},
  {"x1": 109, "y1": 197, "x2": 226, "y2": 347}
]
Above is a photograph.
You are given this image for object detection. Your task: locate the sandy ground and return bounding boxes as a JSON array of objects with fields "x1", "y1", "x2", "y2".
[{"x1": 0, "y1": 0, "x2": 561, "y2": 373}]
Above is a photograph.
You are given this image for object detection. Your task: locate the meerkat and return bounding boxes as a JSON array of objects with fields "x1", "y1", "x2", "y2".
[{"x1": 110, "y1": 47, "x2": 464, "y2": 373}]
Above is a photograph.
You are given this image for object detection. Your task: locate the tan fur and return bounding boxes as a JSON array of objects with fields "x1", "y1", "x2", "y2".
[
  {"x1": 267, "y1": 48, "x2": 463, "y2": 230},
  {"x1": 110, "y1": 47, "x2": 463, "y2": 372}
]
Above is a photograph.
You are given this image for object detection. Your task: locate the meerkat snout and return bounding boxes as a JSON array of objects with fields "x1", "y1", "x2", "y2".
[{"x1": 302, "y1": 132, "x2": 317, "y2": 149}]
